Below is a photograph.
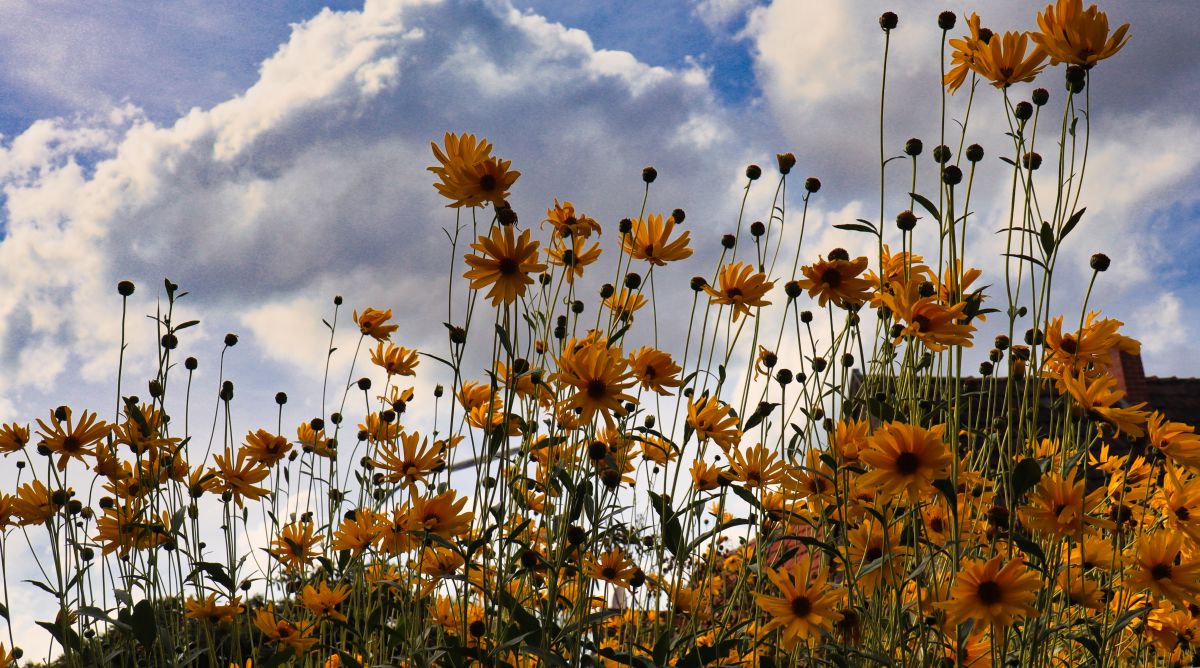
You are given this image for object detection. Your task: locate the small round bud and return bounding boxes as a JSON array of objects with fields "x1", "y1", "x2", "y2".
[
  {"x1": 571, "y1": 300, "x2": 584, "y2": 314},
  {"x1": 776, "y1": 153, "x2": 796, "y2": 175},
  {"x1": 943, "y1": 165, "x2": 962, "y2": 186},
  {"x1": 161, "y1": 333, "x2": 178, "y2": 350},
  {"x1": 520, "y1": 549, "x2": 539, "y2": 569},
  {"x1": 185, "y1": 356, "x2": 198, "y2": 371},
  {"x1": 600, "y1": 283, "x2": 615, "y2": 299},
  {"x1": 624, "y1": 272, "x2": 642, "y2": 290},
  {"x1": 224, "y1": 333, "x2": 239, "y2": 347},
  {"x1": 642, "y1": 166, "x2": 657, "y2": 183},
  {"x1": 918, "y1": 281, "x2": 936, "y2": 298},
  {"x1": 566, "y1": 524, "x2": 587, "y2": 545},
  {"x1": 721, "y1": 233, "x2": 736, "y2": 249},
  {"x1": 995, "y1": 335, "x2": 1010, "y2": 350},
  {"x1": 630, "y1": 568, "x2": 646, "y2": 588},
  {"x1": 1024, "y1": 328, "x2": 1044, "y2": 346},
  {"x1": 539, "y1": 272, "x2": 552, "y2": 285},
  {"x1": 904, "y1": 138, "x2": 924, "y2": 157},
  {"x1": 1065, "y1": 65, "x2": 1086, "y2": 86},
  {"x1": 980, "y1": 361, "x2": 995, "y2": 377},
  {"x1": 750, "y1": 221, "x2": 766, "y2": 238},
  {"x1": 587, "y1": 440, "x2": 608, "y2": 461},
  {"x1": 330, "y1": 412, "x2": 343, "y2": 425},
  {"x1": 800, "y1": 310, "x2": 813, "y2": 324},
  {"x1": 1022, "y1": 152, "x2": 1042, "y2": 171},
  {"x1": 811, "y1": 357, "x2": 827, "y2": 373},
  {"x1": 896, "y1": 210, "x2": 917, "y2": 231},
  {"x1": 932, "y1": 144, "x2": 952, "y2": 164},
  {"x1": 879, "y1": 11, "x2": 898, "y2": 30},
  {"x1": 938, "y1": 11, "x2": 956, "y2": 30},
  {"x1": 148, "y1": 379, "x2": 163, "y2": 398},
  {"x1": 978, "y1": 27, "x2": 993, "y2": 44},
  {"x1": 776, "y1": 368, "x2": 793, "y2": 385},
  {"x1": 448, "y1": 325, "x2": 467, "y2": 344},
  {"x1": 117, "y1": 280, "x2": 136, "y2": 297},
  {"x1": 644, "y1": 415, "x2": 656, "y2": 429},
  {"x1": 964, "y1": 144, "x2": 984, "y2": 163},
  {"x1": 671, "y1": 208, "x2": 686, "y2": 224},
  {"x1": 618, "y1": 218, "x2": 633, "y2": 235},
  {"x1": 1014, "y1": 101, "x2": 1033, "y2": 121},
  {"x1": 890, "y1": 323, "x2": 904, "y2": 338},
  {"x1": 804, "y1": 177, "x2": 821, "y2": 193},
  {"x1": 333, "y1": 295, "x2": 343, "y2": 305},
  {"x1": 1017, "y1": 306, "x2": 1028, "y2": 318},
  {"x1": 989, "y1": 348, "x2": 1003, "y2": 363},
  {"x1": 841, "y1": 353, "x2": 854, "y2": 367},
  {"x1": 784, "y1": 280, "x2": 801, "y2": 299},
  {"x1": 357, "y1": 377, "x2": 372, "y2": 391},
  {"x1": 690, "y1": 276, "x2": 707, "y2": 292},
  {"x1": 496, "y1": 202, "x2": 518, "y2": 226},
  {"x1": 1032, "y1": 88, "x2": 1049, "y2": 106},
  {"x1": 1090, "y1": 253, "x2": 1111, "y2": 272},
  {"x1": 600, "y1": 468, "x2": 622, "y2": 488},
  {"x1": 745, "y1": 164, "x2": 762, "y2": 180},
  {"x1": 219, "y1": 380, "x2": 234, "y2": 402},
  {"x1": 828, "y1": 247, "x2": 850, "y2": 262},
  {"x1": 381, "y1": 410, "x2": 396, "y2": 424}
]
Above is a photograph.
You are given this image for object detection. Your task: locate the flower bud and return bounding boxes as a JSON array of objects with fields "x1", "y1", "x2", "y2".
[
  {"x1": 879, "y1": 11, "x2": 898, "y2": 30},
  {"x1": 1022, "y1": 152, "x2": 1042, "y2": 170},
  {"x1": 966, "y1": 144, "x2": 984, "y2": 163},
  {"x1": 811, "y1": 357, "x2": 827, "y2": 373},
  {"x1": 571, "y1": 300, "x2": 585, "y2": 314},
  {"x1": 219, "y1": 380, "x2": 234, "y2": 402},
  {"x1": 943, "y1": 165, "x2": 962, "y2": 186},
  {"x1": 1014, "y1": 101, "x2": 1033, "y2": 121},
  {"x1": 750, "y1": 221, "x2": 766, "y2": 238},
  {"x1": 801, "y1": 311, "x2": 813, "y2": 323},
  {"x1": 618, "y1": 218, "x2": 633, "y2": 235},
  {"x1": 334, "y1": 295, "x2": 343, "y2": 305},
  {"x1": 978, "y1": 27, "x2": 993, "y2": 44},
  {"x1": 642, "y1": 166, "x2": 657, "y2": 184},
  {"x1": 671, "y1": 208, "x2": 686, "y2": 224},
  {"x1": 600, "y1": 283, "x2": 615, "y2": 299},
  {"x1": 721, "y1": 234, "x2": 736, "y2": 249},
  {"x1": 185, "y1": 356, "x2": 198, "y2": 371},
  {"x1": 932, "y1": 144, "x2": 951, "y2": 164},
  {"x1": 896, "y1": 210, "x2": 917, "y2": 231},
  {"x1": 828, "y1": 247, "x2": 850, "y2": 262},
  {"x1": 904, "y1": 138, "x2": 923, "y2": 157},
  {"x1": 776, "y1": 368, "x2": 793, "y2": 385},
  {"x1": 161, "y1": 333, "x2": 178, "y2": 350},
  {"x1": 804, "y1": 177, "x2": 821, "y2": 193},
  {"x1": 117, "y1": 280, "x2": 136, "y2": 297},
  {"x1": 690, "y1": 276, "x2": 707, "y2": 292},
  {"x1": 1090, "y1": 253, "x2": 1110, "y2": 272},
  {"x1": 1032, "y1": 88, "x2": 1049, "y2": 106},
  {"x1": 784, "y1": 281, "x2": 801, "y2": 299},
  {"x1": 496, "y1": 201, "x2": 518, "y2": 226},
  {"x1": 938, "y1": 11, "x2": 956, "y2": 30},
  {"x1": 746, "y1": 164, "x2": 762, "y2": 180},
  {"x1": 776, "y1": 153, "x2": 796, "y2": 175}
]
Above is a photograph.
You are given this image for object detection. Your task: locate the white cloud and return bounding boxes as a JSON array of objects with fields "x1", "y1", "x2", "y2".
[{"x1": 694, "y1": 0, "x2": 755, "y2": 30}]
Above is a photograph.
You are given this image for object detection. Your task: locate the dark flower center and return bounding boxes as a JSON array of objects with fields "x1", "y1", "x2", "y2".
[
  {"x1": 790, "y1": 595, "x2": 813, "y2": 618},
  {"x1": 587, "y1": 379, "x2": 608, "y2": 399},
  {"x1": 929, "y1": 517, "x2": 944, "y2": 533},
  {"x1": 62, "y1": 435, "x2": 82, "y2": 453},
  {"x1": 1177, "y1": 506, "x2": 1191, "y2": 521},
  {"x1": 895, "y1": 451, "x2": 921, "y2": 475},
  {"x1": 912, "y1": 315, "x2": 932, "y2": 332},
  {"x1": 821, "y1": 268, "x2": 842, "y2": 289},
  {"x1": 601, "y1": 566, "x2": 618, "y2": 580},
  {"x1": 1151, "y1": 563, "x2": 1173, "y2": 581},
  {"x1": 479, "y1": 174, "x2": 498, "y2": 192},
  {"x1": 976, "y1": 580, "x2": 1003, "y2": 605},
  {"x1": 725, "y1": 287, "x2": 744, "y2": 299},
  {"x1": 645, "y1": 244, "x2": 656, "y2": 255},
  {"x1": 1060, "y1": 336, "x2": 1078, "y2": 355},
  {"x1": 865, "y1": 546, "x2": 883, "y2": 562},
  {"x1": 498, "y1": 257, "x2": 520, "y2": 275}
]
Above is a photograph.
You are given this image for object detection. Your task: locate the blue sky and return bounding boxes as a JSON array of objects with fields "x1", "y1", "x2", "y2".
[{"x1": 0, "y1": 0, "x2": 1197, "y2": 656}]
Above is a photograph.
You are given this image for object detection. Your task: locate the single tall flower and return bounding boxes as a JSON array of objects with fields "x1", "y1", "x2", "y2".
[
  {"x1": 36, "y1": 407, "x2": 112, "y2": 471},
  {"x1": 796, "y1": 253, "x2": 872, "y2": 307},
  {"x1": 687, "y1": 395, "x2": 742, "y2": 452},
  {"x1": 938, "y1": 556, "x2": 1041, "y2": 627},
  {"x1": 972, "y1": 31, "x2": 1047, "y2": 89},
  {"x1": 354, "y1": 307, "x2": 399, "y2": 341},
  {"x1": 704, "y1": 262, "x2": 775, "y2": 320},
  {"x1": 755, "y1": 556, "x2": 843, "y2": 648},
  {"x1": 945, "y1": 13, "x2": 992, "y2": 94},
  {"x1": 428, "y1": 132, "x2": 519, "y2": 208},
  {"x1": 463, "y1": 225, "x2": 547, "y2": 306},
  {"x1": 1031, "y1": 0, "x2": 1130, "y2": 68},
  {"x1": 621, "y1": 213, "x2": 693, "y2": 265},
  {"x1": 858, "y1": 423, "x2": 952, "y2": 502},
  {"x1": 1125, "y1": 532, "x2": 1200, "y2": 605},
  {"x1": 554, "y1": 340, "x2": 637, "y2": 429}
]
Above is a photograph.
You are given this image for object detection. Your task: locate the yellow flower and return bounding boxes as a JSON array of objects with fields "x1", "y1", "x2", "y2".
[
  {"x1": 36, "y1": 407, "x2": 112, "y2": 471},
  {"x1": 353, "y1": 307, "x2": 398, "y2": 341},
  {"x1": 404, "y1": 490, "x2": 474, "y2": 538},
  {"x1": 754, "y1": 556, "x2": 843, "y2": 649},
  {"x1": 0, "y1": 423, "x2": 29, "y2": 454},
  {"x1": 332, "y1": 508, "x2": 380, "y2": 556},
  {"x1": 554, "y1": 339, "x2": 637, "y2": 429},
  {"x1": 253, "y1": 606, "x2": 318, "y2": 655},
  {"x1": 620, "y1": 213, "x2": 693, "y2": 266},
  {"x1": 1031, "y1": 0, "x2": 1130, "y2": 68},
  {"x1": 626, "y1": 346, "x2": 683, "y2": 396},
  {"x1": 728, "y1": 443, "x2": 786, "y2": 488},
  {"x1": 463, "y1": 225, "x2": 547, "y2": 306},
  {"x1": 370, "y1": 341, "x2": 420, "y2": 377},
  {"x1": 938, "y1": 556, "x2": 1040, "y2": 627},
  {"x1": 602, "y1": 288, "x2": 647, "y2": 320},
  {"x1": 241, "y1": 429, "x2": 292, "y2": 467},
  {"x1": 185, "y1": 593, "x2": 243, "y2": 624},
  {"x1": 972, "y1": 30, "x2": 1047, "y2": 89},
  {"x1": 795, "y1": 253, "x2": 872, "y2": 307},
  {"x1": 546, "y1": 234, "x2": 601, "y2": 284},
  {"x1": 269, "y1": 521, "x2": 324, "y2": 572},
  {"x1": 13, "y1": 480, "x2": 66, "y2": 525},
  {"x1": 858, "y1": 423, "x2": 952, "y2": 502},
  {"x1": 212, "y1": 448, "x2": 271, "y2": 507},
  {"x1": 687, "y1": 395, "x2": 742, "y2": 452},
  {"x1": 1020, "y1": 472, "x2": 1107, "y2": 539},
  {"x1": 704, "y1": 262, "x2": 774, "y2": 320},
  {"x1": 1125, "y1": 532, "x2": 1200, "y2": 605},
  {"x1": 371, "y1": 431, "x2": 444, "y2": 491},
  {"x1": 877, "y1": 279, "x2": 975, "y2": 352},
  {"x1": 944, "y1": 13, "x2": 992, "y2": 95},
  {"x1": 94, "y1": 502, "x2": 170, "y2": 556},
  {"x1": 1147, "y1": 412, "x2": 1200, "y2": 468},
  {"x1": 586, "y1": 547, "x2": 639, "y2": 588},
  {"x1": 847, "y1": 518, "x2": 909, "y2": 595},
  {"x1": 543, "y1": 198, "x2": 602, "y2": 239},
  {"x1": 299, "y1": 580, "x2": 351, "y2": 622},
  {"x1": 428, "y1": 132, "x2": 520, "y2": 208},
  {"x1": 1060, "y1": 369, "x2": 1150, "y2": 437}
]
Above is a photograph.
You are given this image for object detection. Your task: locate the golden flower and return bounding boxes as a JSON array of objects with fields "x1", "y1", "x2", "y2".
[
  {"x1": 0, "y1": 643, "x2": 15, "y2": 667},
  {"x1": 1060, "y1": 369, "x2": 1150, "y2": 437},
  {"x1": 269, "y1": 521, "x2": 324, "y2": 572},
  {"x1": 1031, "y1": 0, "x2": 1130, "y2": 68},
  {"x1": 847, "y1": 518, "x2": 909, "y2": 595},
  {"x1": 831, "y1": 418, "x2": 871, "y2": 467},
  {"x1": 943, "y1": 631, "x2": 994, "y2": 667},
  {"x1": 371, "y1": 341, "x2": 420, "y2": 377},
  {"x1": 212, "y1": 448, "x2": 271, "y2": 507},
  {"x1": 253, "y1": 606, "x2": 318, "y2": 654},
  {"x1": 184, "y1": 593, "x2": 243, "y2": 624},
  {"x1": 1041, "y1": 312, "x2": 1139, "y2": 379},
  {"x1": 332, "y1": 508, "x2": 380, "y2": 556},
  {"x1": 463, "y1": 225, "x2": 547, "y2": 306},
  {"x1": 371, "y1": 430, "x2": 444, "y2": 491},
  {"x1": 639, "y1": 434, "x2": 677, "y2": 465},
  {"x1": 359, "y1": 411, "x2": 403, "y2": 444},
  {"x1": 428, "y1": 132, "x2": 520, "y2": 208},
  {"x1": 353, "y1": 307, "x2": 398, "y2": 341},
  {"x1": 603, "y1": 288, "x2": 647, "y2": 320},
  {"x1": 1147, "y1": 412, "x2": 1200, "y2": 468},
  {"x1": 404, "y1": 490, "x2": 474, "y2": 538},
  {"x1": 1125, "y1": 532, "x2": 1200, "y2": 605},
  {"x1": 691, "y1": 460, "x2": 723, "y2": 492},
  {"x1": 754, "y1": 556, "x2": 843, "y2": 649},
  {"x1": 546, "y1": 234, "x2": 601, "y2": 284},
  {"x1": 0, "y1": 423, "x2": 29, "y2": 454},
  {"x1": 297, "y1": 421, "x2": 333, "y2": 458},
  {"x1": 544, "y1": 198, "x2": 602, "y2": 239},
  {"x1": 13, "y1": 480, "x2": 65, "y2": 525},
  {"x1": 876, "y1": 279, "x2": 975, "y2": 352},
  {"x1": 299, "y1": 580, "x2": 351, "y2": 622},
  {"x1": 972, "y1": 30, "x2": 1047, "y2": 89},
  {"x1": 1054, "y1": 569, "x2": 1103, "y2": 610},
  {"x1": 796, "y1": 254, "x2": 872, "y2": 308},
  {"x1": 554, "y1": 340, "x2": 637, "y2": 429},
  {"x1": 94, "y1": 502, "x2": 169, "y2": 556},
  {"x1": 944, "y1": 13, "x2": 991, "y2": 95},
  {"x1": 36, "y1": 407, "x2": 112, "y2": 471},
  {"x1": 938, "y1": 556, "x2": 1040, "y2": 627},
  {"x1": 704, "y1": 262, "x2": 775, "y2": 320},
  {"x1": 1158, "y1": 465, "x2": 1200, "y2": 545},
  {"x1": 627, "y1": 346, "x2": 683, "y2": 396},
  {"x1": 242, "y1": 429, "x2": 291, "y2": 467},
  {"x1": 1020, "y1": 472, "x2": 1107, "y2": 539},
  {"x1": 621, "y1": 213, "x2": 693, "y2": 266},
  {"x1": 858, "y1": 423, "x2": 952, "y2": 502},
  {"x1": 587, "y1": 547, "x2": 639, "y2": 588},
  {"x1": 687, "y1": 395, "x2": 742, "y2": 452},
  {"x1": 728, "y1": 443, "x2": 787, "y2": 488}
]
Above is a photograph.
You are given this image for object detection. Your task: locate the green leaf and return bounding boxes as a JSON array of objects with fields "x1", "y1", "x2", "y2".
[
  {"x1": 1039, "y1": 220, "x2": 1055, "y2": 256},
  {"x1": 334, "y1": 649, "x2": 364, "y2": 668},
  {"x1": 1060, "y1": 207, "x2": 1086, "y2": 241},
  {"x1": 36, "y1": 620, "x2": 82, "y2": 653},
  {"x1": 833, "y1": 222, "x2": 880, "y2": 237},
  {"x1": 1011, "y1": 531, "x2": 1046, "y2": 569},
  {"x1": 190, "y1": 561, "x2": 235, "y2": 592},
  {"x1": 259, "y1": 646, "x2": 296, "y2": 668},
  {"x1": 174, "y1": 319, "x2": 200, "y2": 331},
  {"x1": 131, "y1": 600, "x2": 157, "y2": 648},
  {"x1": 909, "y1": 192, "x2": 941, "y2": 222},
  {"x1": 495, "y1": 323, "x2": 514, "y2": 359},
  {"x1": 1003, "y1": 252, "x2": 1047, "y2": 270},
  {"x1": 648, "y1": 492, "x2": 684, "y2": 558},
  {"x1": 1012, "y1": 457, "x2": 1044, "y2": 501}
]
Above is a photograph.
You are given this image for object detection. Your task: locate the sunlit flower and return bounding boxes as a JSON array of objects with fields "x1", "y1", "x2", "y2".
[
  {"x1": 36, "y1": 407, "x2": 113, "y2": 471},
  {"x1": 371, "y1": 341, "x2": 420, "y2": 377},
  {"x1": 554, "y1": 340, "x2": 637, "y2": 429},
  {"x1": 1031, "y1": 0, "x2": 1130, "y2": 68},
  {"x1": 621, "y1": 213, "x2": 693, "y2": 266},
  {"x1": 877, "y1": 279, "x2": 975, "y2": 352},
  {"x1": 1125, "y1": 532, "x2": 1200, "y2": 605},
  {"x1": 847, "y1": 518, "x2": 909, "y2": 595},
  {"x1": 270, "y1": 521, "x2": 324, "y2": 572},
  {"x1": 404, "y1": 491, "x2": 474, "y2": 538},
  {"x1": 755, "y1": 556, "x2": 843, "y2": 648},
  {"x1": 858, "y1": 422, "x2": 952, "y2": 502},
  {"x1": 94, "y1": 502, "x2": 170, "y2": 556},
  {"x1": 687, "y1": 395, "x2": 742, "y2": 452},
  {"x1": 728, "y1": 443, "x2": 787, "y2": 488},
  {"x1": 354, "y1": 307, "x2": 399, "y2": 341},
  {"x1": 428, "y1": 132, "x2": 520, "y2": 208},
  {"x1": 796, "y1": 253, "x2": 872, "y2": 307},
  {"x1": 627, "y1": 346, "x2": 683, "y2": 396},
  {"x1": 603, "y1": 288, "x2": 647, "y2": 320},
  {"x1": 185, "y1": 593, "x2": 243, "y2": 624},
  {"x1": 299, "y1": 580, "x2": 351, "y2": 622},
  {"x1": 0, "y1": 423, "x2": 29, "y2": 454},
  {"x1": 586, "y1": 548, "x2": 639, "y2": 588},
  {"x1": 1060, "y1": 369, "x2": 1150, "y2": 437},
  {"x1": 372, "y1": 431, "x2": 445, "y2": 491},
  {"x1": 13, "y1": 480, "x2": 65, "y2": 526},
  {"x1": 972, "y1": 30, "x2": 1047, "y2": 88},
  {"x1": 545, "y1": 234, "x2": 601, "y2": 283},
  {"x1": 938, "y1": 556, "x2": 1040, "y2": 627},
  {"x1": 463, "y1": 225, "x2": 547, "y2": 306},
  {"x1": 945, "y1": 13, "x2": 992, "y2": 95},
  {"x1": 332, "y1": 508, "x2": 380, "y2": 556},
  {"x1": 242, "y1": 429, "x2": 292, "y2": 467},
  {"x1": 1020, "y1": 472, "x2": 1107, "y2": 539},
  {"x1": 704, "y1": 262, "x2": 775, "y2": 320},
  {"x1": 544, "y1": 198, "x2": 602, "y2": 239}
]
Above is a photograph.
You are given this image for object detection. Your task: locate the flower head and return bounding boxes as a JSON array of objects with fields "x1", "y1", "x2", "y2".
[
  {"x1": 973, "y1": 31, "x2": 1047, "y2": 88},
  {"x1": 428, "y1": 132, "x2": 520, "y2": 208},
  {"x1": 858, "y1": 423, "x2": 952, "y2": 502},
  {"x1": 620, "y1": 213, "x2": 693, "y2": 266},
  {"x1": 1032, "y1": 0, "x2": 1130, "y2": 68},
  {"x1": 938, "y1": 556, "x2": 1041, "y2": 627},
  {"x1": 796, "y1": 255, "x2": 872, "y2": 307},
  {"x1": 463, "y1": 225, "x2": 547, "y2": 306},
  {"x1": 354, "y1": 307, "x2": 398, "y2": 341},
  {"x1": 704, "y1": 262, "x2": 774, "y2": 320},
  {"x1": 754, "y1": 556, "x2": 843, "y2": 648}
]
